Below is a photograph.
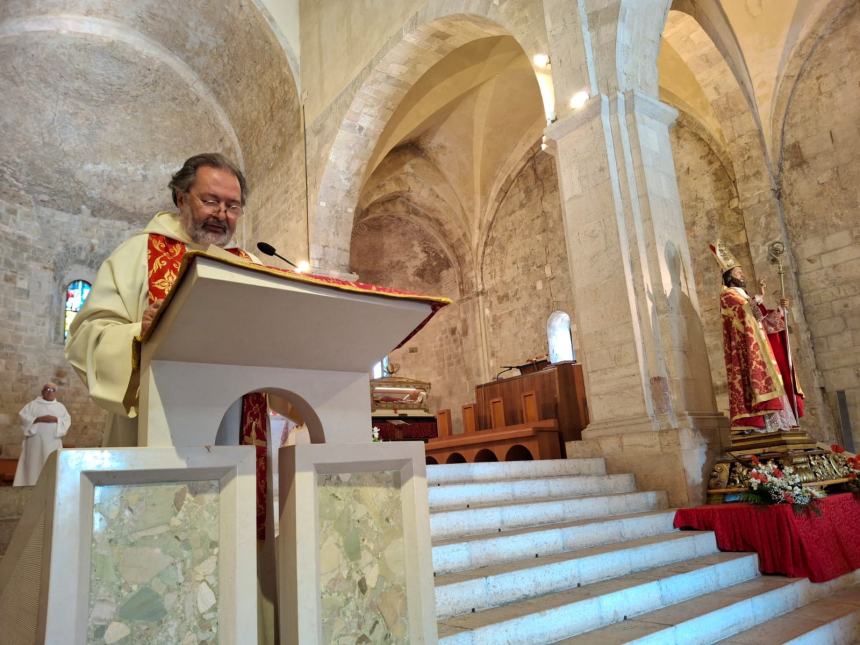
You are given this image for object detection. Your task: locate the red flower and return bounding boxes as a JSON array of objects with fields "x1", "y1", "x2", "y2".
[
  {"x1": 772, "y1": 469, "x2": 784, "y2": 479},
  {"x1": 751, "y1": 472, "x2": 767, "y2": 482},
  {"x1": 749, "y1": 455, "x2": 761, "y2": 465},
  {"x1": 783, "y1": 493, "x2": 795, "y2": 504},
  {"x1": 832, "y1": 444, "x2": 846, "y2": 454},
  {"x1": 849, "y1": 472, "x2": 857, "y2": 480}
]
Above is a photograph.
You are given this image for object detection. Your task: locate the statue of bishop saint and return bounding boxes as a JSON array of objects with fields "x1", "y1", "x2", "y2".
[{"x1": 710, "y1": 240, "x2": 804, "y2": 433}]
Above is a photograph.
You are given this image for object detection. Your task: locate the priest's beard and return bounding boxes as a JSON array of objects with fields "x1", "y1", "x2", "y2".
[
  {"x1": 727, "y1": 276, "x2": 746, "y2": 289},
  {"x1": 181, "y1": 211, "x2": 233, "y2": 247}
]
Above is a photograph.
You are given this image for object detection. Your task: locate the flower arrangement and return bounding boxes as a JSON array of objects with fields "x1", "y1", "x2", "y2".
[
  {"x1": 742, "y1": 455, "x2": 823, "y2": 509},
  {"x1": 371, "y1": 426, "x2": 381, "y2": 442}
]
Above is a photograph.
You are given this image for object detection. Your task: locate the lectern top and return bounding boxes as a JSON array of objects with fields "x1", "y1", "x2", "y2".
[
  {"x1": 143, "y1": 250, "x2": 450, "y2": 344},
  {"x1": 140, "y1": 252, "x2": 450, "y2": 371}
]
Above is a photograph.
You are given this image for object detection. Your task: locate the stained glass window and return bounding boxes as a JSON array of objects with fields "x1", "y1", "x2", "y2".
[{"x1": 64, "y1": 280, "x2": 92, "y2": 341}]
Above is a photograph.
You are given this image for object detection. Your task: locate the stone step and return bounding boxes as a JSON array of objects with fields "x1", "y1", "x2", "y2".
[
  {"x1": 427, "y1": 459, "x2": 606, "y2": 486},
  {"x1": 557, "y1": 575, "x2": 802, "y2": 644},
  {"x1": 437, "y1": 552, "x2": 759, "y2": 643},
  {"x1": 719, "y1": 582, "x2": 860, "y2": 645},
  {"x1": 435, "y1": 530, "x2": 718, "y2": 620},
  {"x1": 432, "y1": 509, "x2": 677, "y2": 576},
  {"x1": 430, "y1": 490, "x2": 668, "y2": 542},
  {"x1": 428, "y1": 474, "x2": 637, "y2": 511}
]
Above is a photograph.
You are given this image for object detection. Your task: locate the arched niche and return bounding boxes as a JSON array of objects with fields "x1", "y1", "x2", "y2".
[
  {"x1": 474, "y1": 449, "x2": 498, "y2": 463},
  {"x1": 213, "y1": 387, "x2": 325, "y2": 446},
  {"x1": 505, "y1": 445, "x2": 533, "y2": 461}
]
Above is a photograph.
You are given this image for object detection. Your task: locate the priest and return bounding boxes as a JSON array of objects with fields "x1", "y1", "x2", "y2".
[
  {"x1": 710, "y1": 240, "x2": 804, "y2": 432},
  {"x1": 66, "y1": 152, "x2": 262, "y2": 446},
  {"x1": 13, "y1": 383, "x2": 71, "y2": 486},
  {"x1": 65, "y1": 154, "x2": 271, "y2": 537}
]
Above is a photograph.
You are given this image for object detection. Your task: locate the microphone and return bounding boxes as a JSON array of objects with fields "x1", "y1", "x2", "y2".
[
  {"x1": 495, "y1": 366, "x2": 516, "y2": 380},
  {"x1": 256, "y1": 242, "x2": 298, "y2": 268}
]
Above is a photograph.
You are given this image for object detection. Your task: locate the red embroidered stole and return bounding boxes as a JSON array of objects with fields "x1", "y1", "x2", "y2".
[{"x1": 147, "y1": 233, "x2": 269, "y2": 539}]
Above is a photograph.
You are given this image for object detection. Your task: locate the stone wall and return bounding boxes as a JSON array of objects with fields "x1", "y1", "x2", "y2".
[
  {"x1": 349, "y1": 148, "x2": 571, "y2": 433},
  {"x1": 780, "y1": 4, "x2": 860, "y2": 446},
  {"x1": 482, "y1": 150, "x2": 575, "y2": 374},
  {"x1": 0, "y1": 199, "x2": 141, "y2": 457},
  {"x1": 671, "y1": 117, "x2": 753, "y2": 417},
  {"x1": 349, "y1": 209, "x2": 479, "y2": 430}
]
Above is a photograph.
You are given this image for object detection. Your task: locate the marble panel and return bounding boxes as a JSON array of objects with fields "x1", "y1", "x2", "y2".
[
  {"x1": 317, "y1": 470, "x2": 409, "y2": 643},
  {"x1": 87, "y1": 480, "x2": 220, "y2": 644}
]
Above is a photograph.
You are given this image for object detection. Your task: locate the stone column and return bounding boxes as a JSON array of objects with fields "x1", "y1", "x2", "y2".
[{"x1": 546, "y1": 90, "x2": 728, "y2": 506}]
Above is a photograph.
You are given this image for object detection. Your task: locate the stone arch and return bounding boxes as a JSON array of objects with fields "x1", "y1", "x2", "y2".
[
  {"x1": 215, "y1": 387, "x2": 326, "y2": 445},
  {"x1": 0, "y1": 15, "x2": 244, "y2": 167},
  {"x1": 426, "y1": 456, "x2": 439, "y2": 465},
  {"x1": 446, "y1": 452, "x2": 467, "y2": 464},
  {"x1": 356, "y1": 146, "x2": 476, "y2": 293},
  {"x1": 355, "y1": 201, "x2": 470, "y2": 296},
  {"x1": 771, "y1": 0, "x2": 859, "y2": 175},
  {"x1": 476, "y1": 141, "x2": 542, "y2": 272},
  {"x1": 311, "y1": 4, "x2": 549, "y2": 270}
]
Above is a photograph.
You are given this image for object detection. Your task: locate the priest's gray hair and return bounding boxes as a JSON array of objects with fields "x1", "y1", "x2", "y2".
[{"x1": 168, "y1": 153, "x2": 248, "y2": 206}]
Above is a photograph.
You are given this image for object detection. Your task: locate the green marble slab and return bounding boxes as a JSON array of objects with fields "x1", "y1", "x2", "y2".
[
  {"x1": 87, "y1": 480, "x2": 220, "y2": 644},
  {"x1": 318, "y1": 470, "x2": 409, "y2": 643}
]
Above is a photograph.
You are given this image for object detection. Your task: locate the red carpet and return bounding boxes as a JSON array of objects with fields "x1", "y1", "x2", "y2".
[{"x1": 674, "y1": 493, "x2": 860, "y2": 582}]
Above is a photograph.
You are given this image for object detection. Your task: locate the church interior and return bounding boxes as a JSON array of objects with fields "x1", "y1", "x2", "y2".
[{"x1": 1, "y1": 0, "x2": 860, "y2": 642}]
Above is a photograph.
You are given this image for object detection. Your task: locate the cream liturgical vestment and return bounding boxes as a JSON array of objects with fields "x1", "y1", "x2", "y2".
[
  {"x1": 65, "y1": 211, "x2": 259, "y2": 446},
  {"x1": 13, "y1": 396, "x2": 71, "y2": 486}
]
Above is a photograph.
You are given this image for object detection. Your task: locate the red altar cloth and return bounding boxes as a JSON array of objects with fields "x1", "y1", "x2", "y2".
[
  {"x1": 674, "y1": 493, "x2": 860, "y2": 582},
  {"x1": 374, "y1": 420, "x2": 438, "y2": 441}
]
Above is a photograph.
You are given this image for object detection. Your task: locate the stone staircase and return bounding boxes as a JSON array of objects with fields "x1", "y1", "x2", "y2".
[{"x1": 428, "y1": 458, "x2": 860, "y2": 644}]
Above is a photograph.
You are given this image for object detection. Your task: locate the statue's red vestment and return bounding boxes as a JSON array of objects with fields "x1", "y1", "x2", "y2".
[{"x1": 720, "y1": 286, "x2": 803, "y2": 430}]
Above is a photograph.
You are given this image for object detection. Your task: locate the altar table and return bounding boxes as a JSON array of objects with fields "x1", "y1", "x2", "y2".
[{"x1": 674, "y1": 493, "x2": 860, "y2": 582}]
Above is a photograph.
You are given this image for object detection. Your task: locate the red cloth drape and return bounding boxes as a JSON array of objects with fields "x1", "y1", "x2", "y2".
[{"x1": 674, "y1": 493, "x2": 860, "y2": 582}]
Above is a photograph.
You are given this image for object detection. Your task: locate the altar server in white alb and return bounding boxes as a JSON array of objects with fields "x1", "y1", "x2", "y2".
[{"x1": 13, "y1": 383, "x2": 71, "y2": 486}]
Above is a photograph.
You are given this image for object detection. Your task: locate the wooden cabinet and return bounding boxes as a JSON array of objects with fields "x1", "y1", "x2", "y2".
[{"x1": 475, "y1": 361, "x2": 589, "y2": 443}]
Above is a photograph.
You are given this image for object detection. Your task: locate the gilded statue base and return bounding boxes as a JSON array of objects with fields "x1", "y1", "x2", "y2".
[{"x1": 707, "y1": 430, "x2": 852, "y2": 504}]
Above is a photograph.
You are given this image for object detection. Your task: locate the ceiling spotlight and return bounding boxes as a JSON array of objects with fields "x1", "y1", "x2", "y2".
[
  {"x1": 296, "y1": 260, "x2": 311, "y2": 273},
  {"x1": 533, "y1": 53, "x2": 551, "y2": 68},
  {"x1": 569, "y1": 91, "x2": 589, "y2": 110}
]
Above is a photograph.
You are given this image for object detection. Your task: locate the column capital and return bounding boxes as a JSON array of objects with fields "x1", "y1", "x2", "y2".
[
  {"x1": 543, "y1": 94, "x2": 604, "y2": 143},
  {"x1": 544, "y1": 91, "x2": 678, "y2": 146},
  {"x1": 624, "y1": 90, "x2": 678, "y2": 126}
]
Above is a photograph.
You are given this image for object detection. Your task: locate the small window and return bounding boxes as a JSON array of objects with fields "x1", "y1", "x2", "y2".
[
  {"x1": 547, "y1": 311, "x2": 574, "y2": 363},
  {"x1": 64, "y1": 280, "x2": 92, "y2": 341},
  {"x1": 371, "y1": 355, "x2": 390, "y2": 379}
]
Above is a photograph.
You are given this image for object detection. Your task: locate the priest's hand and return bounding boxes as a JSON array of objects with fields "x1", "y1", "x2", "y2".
[
  {"x1": 758, "y1": 278, "x2": 767, "y2": 296},
  {"x1": 780, "y1": 297, "x2": 790, "y2": 309},
  {"x1": 35, "y1": 415, "x2": 58, "y2": 423},
  {"x1": 141, "y1": 299, "x2": 163, "y2": 335}
]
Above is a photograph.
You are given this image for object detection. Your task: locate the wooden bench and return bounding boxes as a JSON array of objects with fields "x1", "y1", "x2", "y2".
[{"x1": 425, "y1": 419, "x2": 561, "y2": 464}]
